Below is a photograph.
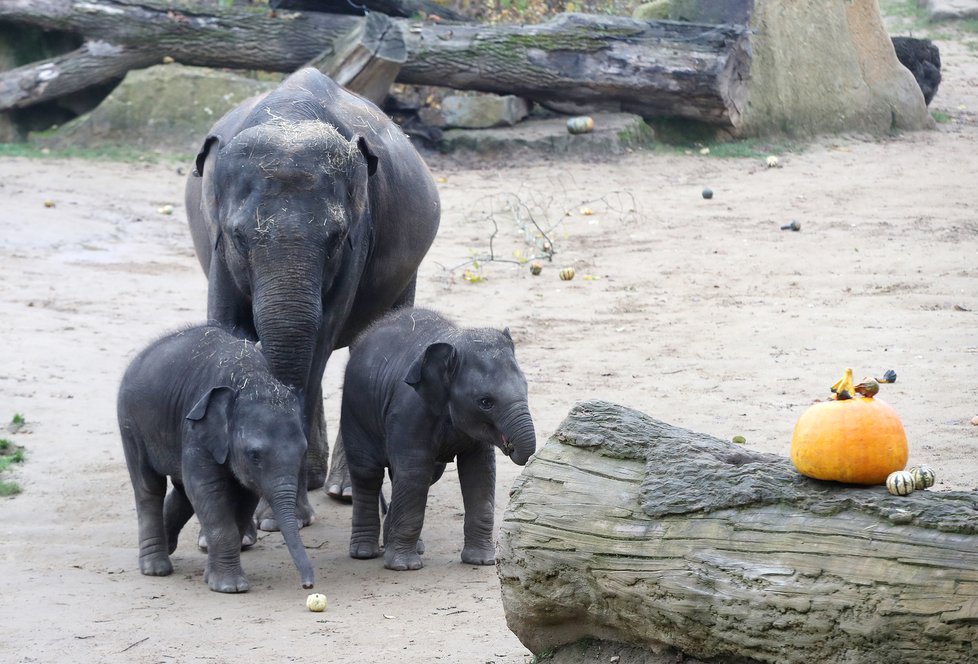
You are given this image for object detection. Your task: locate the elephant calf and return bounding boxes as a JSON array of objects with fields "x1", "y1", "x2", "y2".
[
  {"x1": 117, "y1": 326, "x2": 314, "y2": 593},
  {"x1": 341, "y1": 307, "x2": 537, "y2": 570}
]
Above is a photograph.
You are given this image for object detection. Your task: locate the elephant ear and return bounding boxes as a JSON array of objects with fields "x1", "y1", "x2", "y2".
[
  {"x1": 502, "y1": 327, "x2": 515, "y2": 349},
  {"x1": 356, "y1": 136, "x2": 379, "y2": 176},
  {"x1": 185, "y1": 385, "x2": 235, "y2": 464},
  {"x1": 193, "y1": 135, "x2": 220, "y2": 178},
  {"x1": 405, "y1": 342, "x2": 458, "y2": 413}
]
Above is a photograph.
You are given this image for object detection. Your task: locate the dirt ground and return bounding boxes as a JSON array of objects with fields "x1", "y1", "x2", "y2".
[{"x1": 2, "y1": 24, "x2": 977, "y2": 664}]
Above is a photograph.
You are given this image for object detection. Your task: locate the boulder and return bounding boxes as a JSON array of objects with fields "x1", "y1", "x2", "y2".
[
  {"x1": 437, "y1": 112, "x2": 654, "y2": 158},
  {"x1": 33, "y1": 64, "x2": 280, "y2": 155},
  {"x1": 920, "y1": 0, "x2": 978, "y2": 20},
  {"x1": 631, "y1": 0, "x2": 671, "y2": 21},
  {"x1": 435, "y1": 93, "x2": 531, "y2": 129},
  {"x1": 740, "y1": 0, "x2": 934, "y2": 136}
]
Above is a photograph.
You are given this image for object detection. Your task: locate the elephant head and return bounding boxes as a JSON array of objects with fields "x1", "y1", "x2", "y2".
[
  {"x1": 195, "y1": 118, "x2": 378, "y2": 393},
  {"x1": 405, "y1": 329, "x2": 537, "y2": 466},
  {"x1": 186, "y1": 384, "x2": 315, "y2": 589}
]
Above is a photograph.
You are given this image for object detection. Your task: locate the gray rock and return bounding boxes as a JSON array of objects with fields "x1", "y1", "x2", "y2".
[
  {"x1": 438, "y1": 112, "x2": 655, "y2": 158},
  {"x1": 439, "y1": 93, "x2": 530, "y2": 129},
  {"x1": 920, "y1": 0, "x2": 978, "y2": 20},
  {"x1": 632, "y1": 0, "x2": 671, "y2": 20},
  {"x1": 33, "y1": 64, "x2": 280, "y2": 155}
]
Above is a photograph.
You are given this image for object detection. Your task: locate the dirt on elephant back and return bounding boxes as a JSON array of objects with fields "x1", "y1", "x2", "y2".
[{"x1": 2, "y1": 20, "x2": 978, "y2": 664}]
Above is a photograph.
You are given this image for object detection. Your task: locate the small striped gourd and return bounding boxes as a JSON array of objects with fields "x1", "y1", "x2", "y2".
[{"x1": 886, "y1": 470, "x2": 915, "y2": 496}]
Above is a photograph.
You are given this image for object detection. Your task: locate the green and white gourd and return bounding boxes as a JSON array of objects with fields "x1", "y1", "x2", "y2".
[
  {"x1": 909, "y1": 464, "x2": 936, "y2": 490},
  {"x1": 886, "y1": 470, "x2": 915, "y2": 496}
]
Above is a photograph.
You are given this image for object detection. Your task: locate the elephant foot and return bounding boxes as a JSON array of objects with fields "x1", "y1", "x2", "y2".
[
  {"x1": 384, "y1": 548, "x2": 423, "y2": 571},
  {"x1": 461, "y1": 544, "x2": 496, "y2": 566},
  {"x1": 204, "y1": 566, "x2": 250, "y2": 593},
  {"x1": 349, "y1": 540, "x2": 382, "y2": 559},
  {"x1": 326, "y1": 443, "x2": 353, "y2": 502},
  {"x1": 307, "y1": 467, "x2": 327, "y2": 491},
  {"x1": 255, "y1": 496, "x2": 315, "y2": 532},
  {"x1": 139, "y1": 553, "x2": 173, "y2": 577}
]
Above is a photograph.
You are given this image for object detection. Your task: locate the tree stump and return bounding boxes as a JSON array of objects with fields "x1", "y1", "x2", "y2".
[
  {"x1": 305, "y1": 12, "x2": 407, "y2": 107},
  {"x1": 497, "y1": 400, "x2": 978, "y2": 664}
]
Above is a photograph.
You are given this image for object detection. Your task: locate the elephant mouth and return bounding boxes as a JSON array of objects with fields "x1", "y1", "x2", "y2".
[{"x1": 500, "y1": 434, "x2": 514, "y2": 457}]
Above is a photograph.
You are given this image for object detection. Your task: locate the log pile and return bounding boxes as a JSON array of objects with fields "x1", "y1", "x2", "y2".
[
  {"x1": 0, "y1": 0, "x2": 749, "y2": 127},
  {"x1": 497, "y1": 400, "x2": 978, "y2": 663}
]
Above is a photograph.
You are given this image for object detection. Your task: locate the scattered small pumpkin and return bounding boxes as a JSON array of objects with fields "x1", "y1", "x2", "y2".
[
  {"x1": 529, "y1": 261, "x2": 543, "y2": 276},
  {"x1": 559, "y1": 267, "x2": 575, "y2": 281},
  {"x1": 909, "y1": 464, "x2": 936, "y2": 489},
  {"x1": 701, "y1": 187, "x2": 713, "y2": 200},
  {"x1": 790, "y1": 368, "x2": 908, "y2": 485},
  {"x1": 886, "y1": 470, "x2": 915, "y2": 496},
  {"x1": 306, "y1": 592, "x2": 328, "y2": 612},
  {"x1": 566, "y1": 116, "x2": 594, "y2": 135}
]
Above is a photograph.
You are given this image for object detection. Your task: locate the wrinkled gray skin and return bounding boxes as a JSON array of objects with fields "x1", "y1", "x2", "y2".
[
  {"x1": 117, "y1": 326, "x2": 314, "y2": 593},
  {"x1": 341, "y1": 308, "x2": 537, "y2": 571},
  {"x1": 185, "y1": 68, "x2": 441, "y2": 529}
]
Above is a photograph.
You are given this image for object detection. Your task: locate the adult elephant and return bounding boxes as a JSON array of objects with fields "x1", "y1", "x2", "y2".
[{"x1": 185, "y1": 68, "x2": 440, "y2": 529}]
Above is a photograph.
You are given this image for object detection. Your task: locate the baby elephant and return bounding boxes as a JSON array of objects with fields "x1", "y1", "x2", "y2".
[
  {"x1": 117, "y1": 326, "x2": 314, "y2": 593},
  {"x1": 341, "y1": 308, "x2": 537, "y2": 571}
]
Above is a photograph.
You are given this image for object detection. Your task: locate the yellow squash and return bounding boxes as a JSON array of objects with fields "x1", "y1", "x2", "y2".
[{"x1": 790, "y1": 368, "x2": 908, "y2": 485}]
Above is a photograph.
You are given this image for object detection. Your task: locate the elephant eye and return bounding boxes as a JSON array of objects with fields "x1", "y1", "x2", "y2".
[{"x1": 478, "y1": 397, "x2": 494, "y2": 411}]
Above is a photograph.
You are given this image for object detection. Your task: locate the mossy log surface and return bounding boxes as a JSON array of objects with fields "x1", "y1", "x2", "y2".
[
  {"x1": 497, "y1": 400, "x2": 978, "y2": 664},
  {"x1": 0, "y1": 1, "x2": 750, "y2": 126}
]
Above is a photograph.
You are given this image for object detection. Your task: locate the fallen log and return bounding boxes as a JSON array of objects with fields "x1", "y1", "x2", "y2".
[
  {"x1": 497, "y1": 400, "x2": 978, "y2": 664},
  {"x1": 0, "y1": 0, "x2": 750, "y2": 126}
]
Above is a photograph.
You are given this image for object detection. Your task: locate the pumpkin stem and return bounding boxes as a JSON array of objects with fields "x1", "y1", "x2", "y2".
[{"x1": 830, "y1": 367, "x2": 855, "y2": 400}]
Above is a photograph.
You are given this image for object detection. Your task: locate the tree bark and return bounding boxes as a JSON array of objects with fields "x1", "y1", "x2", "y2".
[
  {"x1": 498, "y1": 400, "x2": 978, "y2": 664},
  {"x1": 0, "y1": 0, "x2": 750, "y2": 126}
]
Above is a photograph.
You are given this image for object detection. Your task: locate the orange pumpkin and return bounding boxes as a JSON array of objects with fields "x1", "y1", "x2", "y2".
[{"x1": 790, "y1": 369, "x2": 908, "y2": 485}]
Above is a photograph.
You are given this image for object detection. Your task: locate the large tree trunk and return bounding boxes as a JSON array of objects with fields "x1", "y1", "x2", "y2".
[
  {"x1": 0, "y1": 0, "x2": 750, "y2": 127},
  {"x1": 497, "y1": 400, "x2": 978, "y2": 664}
]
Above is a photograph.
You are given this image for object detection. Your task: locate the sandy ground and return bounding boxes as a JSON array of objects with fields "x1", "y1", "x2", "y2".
[{"x1": 2, "y1": 26, "x2": 978, "y2": 664}]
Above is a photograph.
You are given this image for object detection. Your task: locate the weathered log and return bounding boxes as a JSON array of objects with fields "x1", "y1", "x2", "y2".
[
  {"x1": 497, "y1": 400, "x2": 978, "y2": 664},
  {"x1": 0, "y1": 0, "x2": 750, "y2": 126},
  {"x1": 399, "y1": 13, "x2": 749, "y2": 124}
]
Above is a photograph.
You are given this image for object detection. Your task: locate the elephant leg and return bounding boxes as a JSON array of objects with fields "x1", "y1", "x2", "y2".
[
  {"x1": 235, "y1": 492, "x2": 260, "y2": 551},
  {"x1": 191, "y1": 480, "x2": 250, "y2": 593},
  {"x1": 326, "y1": 429, "x2": 352, "y2": 502},
  {"x1": 305, "y1": 389, "x2": 329, "y2": 491},
  {"x1": 456, "y1": 447, "x2": 497, "y2": 566},
  {"x1": 134, "y1": 473, "x2": 173, "y2": 576},
  {"x1": 163, "y1": 481, "x2": 195, "y2": 556},
  {"x1": 382, "y1": 466, "x2": 431, "y2": 571},
  {"x1": 349, "y1": 467, "x2": 384, "y2": 559},
  {"x1": 121, "y1": 431, "x2": 173, "y2": 577}
]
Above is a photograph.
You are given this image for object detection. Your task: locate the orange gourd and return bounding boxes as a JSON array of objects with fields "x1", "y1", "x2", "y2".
[{"x1": 790, "y1": 368, "x2": 908, "y2": 485}]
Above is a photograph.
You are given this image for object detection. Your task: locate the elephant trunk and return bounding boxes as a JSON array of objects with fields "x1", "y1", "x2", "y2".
[
  {"x1": 499, "y1": 403, "x2": 537, "y2": 466},
  {"x1": 252, "y1": 271, "x2": 323, "y2": 390},
  {"x1": 267, "y1": 484, "x2": 315, "y2": 589}
]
